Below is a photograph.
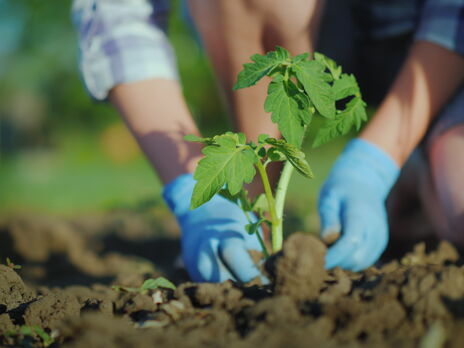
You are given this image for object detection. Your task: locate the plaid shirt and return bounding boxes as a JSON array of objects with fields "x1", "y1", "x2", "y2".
[
  {"x1": 72, "y1": 0, "x2": 464, "y2": 101},
  {"x1": 72, "y1": 0, "x2": 177, "y2": 101},
  {"x1": 415, "y1": 0, "x2": 464, "y2": 56}
]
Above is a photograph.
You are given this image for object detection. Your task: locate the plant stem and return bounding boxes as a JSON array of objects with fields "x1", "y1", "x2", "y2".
[
  {"x1": 242, "y1": 208, "x2": 270, "y2": 258},
  {"x1": 256, "y1": 232, "x2": 270, "y2": 259},
  {"x1": 255, "y1": 160, "x2": 281, "y2": 253},
  {"x1": 275, "y1": 161, "x2": 294, "y2": 221},
  {"x1": 272, "y1": 161, "x2": 293, "y2": 252}
]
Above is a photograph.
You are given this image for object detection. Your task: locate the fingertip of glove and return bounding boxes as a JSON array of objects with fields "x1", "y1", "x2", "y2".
[
  {"x1": 162, "y1": 173, "x2": 196, "y2": 213},
  {"x1": 321, "y1": 223, "x2": 341, "y2": 240}
]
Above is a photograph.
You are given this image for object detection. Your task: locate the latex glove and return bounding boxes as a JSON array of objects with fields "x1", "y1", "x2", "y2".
[
  {"x1": 163, "y1": 173, "x2": 264, "y2": 283},
  {"x1": 318, "y1": 138, "x2": 400, "y2": 271}
]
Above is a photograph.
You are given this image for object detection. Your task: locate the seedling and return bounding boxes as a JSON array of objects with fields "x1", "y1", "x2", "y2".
[
  {"x1": 186, "y1": 47, "x2": 367, "y2": 255},
  {"x1": 112, "y1": 277, "x2": 176, "y2": 294},
  {"x1": 5, "y1": 257, "x2": 21, "y2": 270},
  {"x1": 4, "y1": 325, "x2": 54, "y2": 347}
]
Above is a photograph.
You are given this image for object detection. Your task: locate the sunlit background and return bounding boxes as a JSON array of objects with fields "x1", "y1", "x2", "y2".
[{"x1": 0, "y1": 0, "x2": 355, "y2": 234}]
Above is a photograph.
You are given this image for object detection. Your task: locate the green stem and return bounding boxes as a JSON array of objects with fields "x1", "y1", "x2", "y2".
[
  {"x1": 272, "y1": 161, "x2": 293, "y2": 252},
  {"x1": 243, "y1": 209, "x2": 270, "y2": 258},
  {"x1": 275, "y1": 161, "x2": 294, "y2": 221},
  {"x1": 256, "y1": 231, "x2": 270, "y2": 259},
  {"x1": 255, "y1": 160, "x2": 280, "y2": 253}
]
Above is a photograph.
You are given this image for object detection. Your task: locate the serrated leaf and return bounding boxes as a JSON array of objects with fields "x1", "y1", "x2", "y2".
[
  {"x1": 257, "y1": 147, "x2": 267, "y2": 158},
  {"x1": 265, "y1": 138, "x2": 314, "y2": 178},
  {"x1": 141, "y1": 277, "x2": 176, "y2": 292},
  {"x1": 212, "y1": 131, "x2": 247, "y2": 145},
  {"x1": 234, "y1": 46, "x2": 289, "y2": 90},
  {"x1": 314, "y1": 52, "x2": 342, "y2": 80},
  {"x1": 218, "y1": 188, "x2": 239, "y2": 204},
  {"x1": 267, "y1": 147, "x2": 286, "y2": 161},
  {"x1": 258, "y1": 134, "x2": 270, "y2": 143},
  {"x1": 183, "y1": 134, "x2": 214, "y2": 145},
  {"x1": 332, "y1": 74, "x2": 360, "y2": 100},
  {"x1": 313, "y1": 97, "x2": 367, "y2": 148},
  {"x1": 218, "y1": 188, "x2": 253, "y2": 212},
  {"x1": 264, "y1": 76, "x2": 309, "y2": 146},
  {"x1": 237, "y1": 132, "x2": 247, "y2": 144},
  {"x1": 273, "y1": 46, "x2": 290, "y2": 60},
  {"x1": 191, "y1": 134, "x2": 257, "y2": 209},
  {"x1": 292, "y1": 60, "x2": 335, "y2": 119},
  {"x1": 292, "y1": 52, "x2": 309, "y2": 64}
]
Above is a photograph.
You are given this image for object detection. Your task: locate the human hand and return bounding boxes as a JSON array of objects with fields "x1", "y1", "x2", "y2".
[
  {"x1": 318, "y1": 139, "x2": 400, "y2": 271},
  {"x1": 163, "y1": 173, "x2": 264, "y2": 282}
]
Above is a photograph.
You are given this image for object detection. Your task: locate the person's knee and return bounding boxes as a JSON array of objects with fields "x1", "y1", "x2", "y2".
[
  {"x1": 428, "y1": 124, "x2": 464, "y2": 245},
  {"x1": 253, "y1": 0, "x2": 323, "y2": 52}
]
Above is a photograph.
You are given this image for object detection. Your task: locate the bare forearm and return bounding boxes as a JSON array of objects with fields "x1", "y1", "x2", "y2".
[
  {"x1": 361, "y1": 41, "x2": 464, "y2": 165},
  {"x1": 109, "y1": 79, "x2": 203, "y2": 184}
]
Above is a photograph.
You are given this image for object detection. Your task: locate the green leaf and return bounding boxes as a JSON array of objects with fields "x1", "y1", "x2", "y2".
[
  {"x1": 183, "y1": 134, "x2": 214, "y2": 145},
  {"x1": 218, "y1": 188, "x2": 239, "y2": 204},
  {"x1": 292, "y1": 60, "x2": 336, "y2": 119},
  {"x1": 314, "y1": 52, "x2": 342, "y2": 80},
  {"x1": 264, "y1": 76, "x2": 309, "y2": 146},
  {"x1": 258, "y1": 134, "x2": 270, "y2": 144},
  {"x1": 32, "y1": 327, "x2": 53, "y2": 347},
  {"x1": 219, "y1": 188, "x2": 254, "y2": 211},
  {"x1": 267, "y1": 147, "x2": 286, "y2": 161},
  {"x1": 234, "y1": 46, "x2": 290, "y2": 90},
  {"x1": 251, "y1": 193, "x2": 269, "y2": 213},
  {"x1": 141, "y1": 277, "x2": 176, "y2": 292},
  {"x1": 238, "y1": 189, "x2": 253, "y2": 212},
  {"x1": 20, "y1": 326, "x2": 34, "y2": 336},
  {"x1": 332, "y1": 74, "x2": 360, "y2": 100},
  {"x1": 236, "y1": 132, "x2": 247, "y2": 144},
  {"x1": 245, "y1": 219, "x2": 265, "y2": 235},
  {"x1": 292, "y1": 52, "x2": 309, "y2": 64},
  {"x1": 191, "y1": 133, "x2": 258, "y2": 209},
  {"x1": 265, "y1": 138, "x2": 314, "y2": 178},
  {"x1": 313, "y1": 97, "x2": 367, "y2": 148}
]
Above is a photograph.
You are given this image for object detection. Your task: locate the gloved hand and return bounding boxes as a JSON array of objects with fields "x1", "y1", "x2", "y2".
[
  {"x1": 318, "y1": 138, "x2": 400, "y2": 271},
  {"x1": 163, "y1": 173, "x2": 264, "y2": 283}
]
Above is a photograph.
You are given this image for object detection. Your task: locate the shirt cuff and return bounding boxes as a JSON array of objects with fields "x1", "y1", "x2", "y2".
[{"x1": 414, "y1": 0, "x2": 464, "y2": 56}]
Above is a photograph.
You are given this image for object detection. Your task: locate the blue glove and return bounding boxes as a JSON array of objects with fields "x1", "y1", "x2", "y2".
[
  {"x1": 318, "y1": 138, "x2": 400, "y2": 271},
  {"x1": 163, "y1": 173, "x2": 264, "y2": 283}
]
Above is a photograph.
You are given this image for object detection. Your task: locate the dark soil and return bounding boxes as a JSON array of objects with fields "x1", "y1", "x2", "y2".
[{"x1": 1, "y1": 214, "x2": 464, "y2": 347}]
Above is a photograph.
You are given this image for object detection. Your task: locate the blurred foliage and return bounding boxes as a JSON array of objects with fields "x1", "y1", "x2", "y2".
[
  {"x1": 0, "y1": 0, "x2": 226, "y2": 155},
  {"x1": 0, "y1": 0, "x2": 228, "y2": 215}
]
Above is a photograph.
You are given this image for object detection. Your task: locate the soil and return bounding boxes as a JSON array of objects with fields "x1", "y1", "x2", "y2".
[{"x1": 1, "y1": 214, "x2": 464, "y2": 347}]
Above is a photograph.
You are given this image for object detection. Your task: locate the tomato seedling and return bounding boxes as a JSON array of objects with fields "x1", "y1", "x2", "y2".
[
  {"x1": 4, "y1": 326, "x2": 54, "y2": 347},
  {"x1": 186, "y1": 47, "x2": 367, "y2": 256},
  {"x1": 112, "y1": 277, "x2": 176, "y2": 294}
]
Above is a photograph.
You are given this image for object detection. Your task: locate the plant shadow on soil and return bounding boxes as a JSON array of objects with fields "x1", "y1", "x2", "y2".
[{"x1": 2, "y1": 213, "x2": 464, "y2": 348}]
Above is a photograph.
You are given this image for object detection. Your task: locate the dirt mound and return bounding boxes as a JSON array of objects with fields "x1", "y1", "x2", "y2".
[
  {"x1": 0, "y1": 214, "x2": 183, "y2": 288},
  {"x1": 1, "y1": 216, "x2": 464, "y2": 347},
  {"x1": 273, "y1": 233, "x2": 326, "y2": 300},
  {"x1": 0, "y1": 265, "x2": 34, "y2": 312}
]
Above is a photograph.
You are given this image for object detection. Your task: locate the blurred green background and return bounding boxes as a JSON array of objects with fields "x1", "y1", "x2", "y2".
[{"x1": 0, "y1": 0, "x2": 351, "y2": 233}]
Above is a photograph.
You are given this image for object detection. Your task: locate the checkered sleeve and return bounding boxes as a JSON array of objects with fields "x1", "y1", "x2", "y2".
[
  {"x1": 72, "y1": 0, "x2": 178, "y2": 101},
  {"x1": 415, "y1": 0, "x2": 464, "y2": 56}
]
